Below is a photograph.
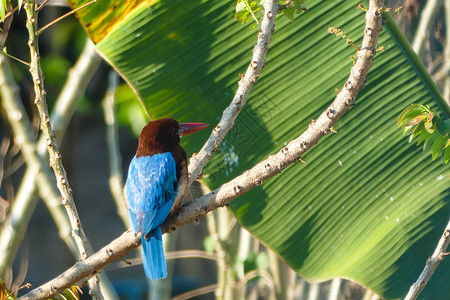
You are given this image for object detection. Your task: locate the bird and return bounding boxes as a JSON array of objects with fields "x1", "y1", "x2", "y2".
[{"x1": 126, "y1": 118, "x2": 208, "y2": 279}]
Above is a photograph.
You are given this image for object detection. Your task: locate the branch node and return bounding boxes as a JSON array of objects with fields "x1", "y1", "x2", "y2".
[
  {"x1": 105, "y1": 248, "x2": 114, "y2": 256},
  {"x1": 365, "y1": 27, "x2": 374, "y2": 36},
  {"x1": 344, "y1": 80, "x2": 353, "y2": 90},
  {"x1": 250, "y1": 74, "x2": 259, "y2": 84},
  {"x1": 345, "y1": 97, "x2": 355, "y2": 106},
  {"x1": 327, "y1": 108, "x2": 337, "y2": 119}
]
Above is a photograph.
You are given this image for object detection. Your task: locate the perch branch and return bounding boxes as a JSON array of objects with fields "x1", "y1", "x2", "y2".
[
  {"x1": 19, "y1": 1, "x2": 384, "y2": 299},
  {"x1": 187, "y1": 0, "x2": 279, "y2": 185},
  {"x1": 404, "y1": 220, "x2": 450, "y2": 300}
]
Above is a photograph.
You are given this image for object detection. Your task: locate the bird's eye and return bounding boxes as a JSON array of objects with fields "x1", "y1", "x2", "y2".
[{"x1": 171, "y1": 127, "x2": 177, "y2": 133}]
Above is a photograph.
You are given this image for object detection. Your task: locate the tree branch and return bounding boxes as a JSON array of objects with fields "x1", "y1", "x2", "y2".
[
  {"x1": 187, "y1": 0, "x2": 279, "y2": 185},
  {"x1": 0, "y1": 39, "x2": 101, "y2": 275},
  {"x1": 23, "y1": 1, "x2": 103, "y2": 298},
  {"x1": 404, "y1": 220, "x2": 450, "y2": 300},
  {"x1": 19, "y1": 1, "x2": 384, "y2": 299}
]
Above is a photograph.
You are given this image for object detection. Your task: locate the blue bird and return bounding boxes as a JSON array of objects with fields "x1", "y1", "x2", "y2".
[{"x1": 126, "y1": 118, "x2": 208, "y2": 279}]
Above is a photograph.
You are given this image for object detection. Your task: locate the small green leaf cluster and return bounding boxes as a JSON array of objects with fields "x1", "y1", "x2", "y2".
[
  {"x1": 397, "y1": 104, "x2": 450, "y2": 164},
  {"x1": 278, "y1": 0, "x2": 307, "y2": 22},
  {"x1": 235, "y1": 0, "x2": 264, "y2": 28},
  {"x1": 235, "y1": 0, "x2": 306, "y2": 28}
]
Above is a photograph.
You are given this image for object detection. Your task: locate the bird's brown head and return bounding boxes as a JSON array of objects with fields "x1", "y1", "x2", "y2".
[{"x1": 136, "y1": 118, "x2": 208, "y2": 158}]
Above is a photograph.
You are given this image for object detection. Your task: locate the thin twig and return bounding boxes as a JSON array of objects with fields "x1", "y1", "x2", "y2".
[
  {"x1": 0, "y1": 51, "x2": 30, "y2": 67},
  {"x1": 18, "y1": 1, "x2": 384, "y2": 299},
  {"x1": 404, "y1": 220, "x2": 450, "y2": 300},
  {"x1": 23, "y1": 2, "x2": 103, "y2": 298},
  {"x1": 0, "y1": 6, "x2": 19, "y2": 24},
  {"x1": 108, "y1": 249, "x2": 217, "y2": 270},
  {"x1": 102, "y1": 71, "x2": 130, "y2": 227},
  {"x1": 36, "y1": 0, "x2": 98, "y2": 35},
  {"x1": 238, "y1": 269, "x2": 275, "y2": 299},
  {"x1": 36, "y1": 0, "x2": 51, "y2": 11},
  {"x1": 166, "y1": 249, "x2": 218, "y2": 260},
  {"x1": 187, "y1": 0, "x2": 279, "y2": 185},
  {"x1": 171, "y1": 284, "x2": 218, "y2": 300}
]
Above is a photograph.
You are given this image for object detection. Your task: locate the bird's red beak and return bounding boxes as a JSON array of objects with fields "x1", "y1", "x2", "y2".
[{"x1": 179, "y1": 122, "x2": 209, "y2": 136}]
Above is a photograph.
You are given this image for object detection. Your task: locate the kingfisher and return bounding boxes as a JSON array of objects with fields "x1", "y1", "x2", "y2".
[{"x1": 126, "y1": 118, "x2": 208, "y2": 279}]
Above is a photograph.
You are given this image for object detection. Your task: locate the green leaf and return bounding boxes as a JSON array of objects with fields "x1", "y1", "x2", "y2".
[
  {"x1": 0, "y1": 0, "x2": 6, "y2": 21},
  {"x1": 431, "y1": 135, "x2": 449, "y2": 161},
  {"x1": 406, "y1": 113, "x2": 428, "y2": 127},
  {"x1": 436, "y1": 118, "x2": 450, "y2": 136},
  {"x1": 424, "y1": 118, "x2": 435, "y2": 133},
  {"x1": 416, "y1": 127, "x2": 432, "y2": 145},
  {"x1": 397, "y1": 104, "x2": 430, "y2": 126},
  {"x1": 444, "y1": 146, "x2": 450, "y2": 164},
  {"x1": 235, "y1": 0, "x2": 262, "y2": 26},
  {"x1": 70, "y1": 0, "x2": 450, "y2": 299},
  {"x1": 408, "y1": 122, "x2": 424, "y2": 142},
  {"x1": 423, "y1": 132, "x2": 438, "y2": 154},
  {"x1": 283, "y1": 7, "x2": 296, "y2": 22}
]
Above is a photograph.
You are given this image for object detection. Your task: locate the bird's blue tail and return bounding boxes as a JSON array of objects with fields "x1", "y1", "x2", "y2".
[{"x1": 141, "y1": 227, "x2": 167, "y2": 280}]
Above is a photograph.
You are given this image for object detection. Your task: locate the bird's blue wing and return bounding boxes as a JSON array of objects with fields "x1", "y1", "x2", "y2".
[{"x1": 126, "y1": 153, "x2": 177, "y2": 235}]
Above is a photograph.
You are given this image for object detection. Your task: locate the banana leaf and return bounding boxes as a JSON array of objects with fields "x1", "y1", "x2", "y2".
[{"x1": 69, "y1": 0, "x2": 450, "y2": 298}]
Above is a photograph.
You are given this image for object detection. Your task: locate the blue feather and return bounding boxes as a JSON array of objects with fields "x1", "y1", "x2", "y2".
[
  {"x1": 126, "y1": 153, "x2": 178, "y2": 279},
  {"x1": 141, "y1": 227, "x2": 167, "y2": 279}
]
